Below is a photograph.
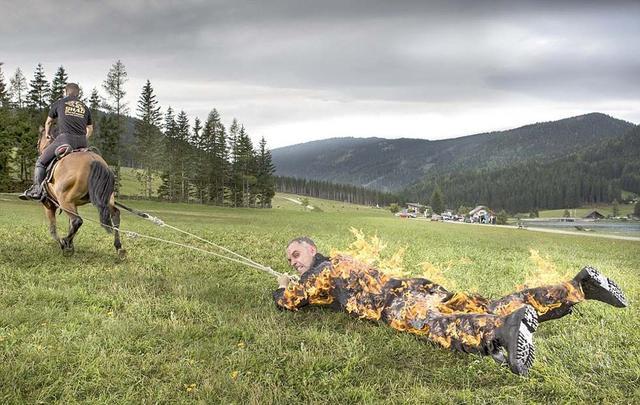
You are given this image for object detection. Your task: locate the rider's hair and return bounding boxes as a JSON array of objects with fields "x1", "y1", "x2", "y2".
[
  {"x1": 287, "y1": 236, "x2": 316, "y2": 248},
  {"x1": 65, "y1": 83, "x2": 80, "y2": 97}
]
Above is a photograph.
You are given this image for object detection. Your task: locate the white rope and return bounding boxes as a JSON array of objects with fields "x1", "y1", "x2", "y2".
[{"x1": 46, "y1": 198, "x2": 289, "y2": 279}]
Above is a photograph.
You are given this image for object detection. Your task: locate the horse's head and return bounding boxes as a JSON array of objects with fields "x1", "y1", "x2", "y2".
[{"x1": 37, "y1": 126, "x2": 52, "y2": 154}]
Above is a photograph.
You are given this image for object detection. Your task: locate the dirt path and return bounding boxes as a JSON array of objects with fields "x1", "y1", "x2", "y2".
[{"x1": 279, "y1": 196, "x2": 314, "y2": 209}]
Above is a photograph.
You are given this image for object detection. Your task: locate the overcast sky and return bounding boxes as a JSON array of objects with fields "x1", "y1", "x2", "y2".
[{"x1": 2, "y1": 0, "x2": 639, "y2": 148}]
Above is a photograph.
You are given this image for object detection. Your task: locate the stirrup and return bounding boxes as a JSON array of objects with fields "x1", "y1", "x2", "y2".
[{"x1": 18, "y1": 185, "x2": 43, "y2": 201}]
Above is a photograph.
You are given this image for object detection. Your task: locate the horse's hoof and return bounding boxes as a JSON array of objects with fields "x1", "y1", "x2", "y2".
[
  {"x1": 62, "y1": 247, "x2": 74, "y2": 257},
  {"x1": 117, "y1": 249, "x2": 127, "y2": 260}
]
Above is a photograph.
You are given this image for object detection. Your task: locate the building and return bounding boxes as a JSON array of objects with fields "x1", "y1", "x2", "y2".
[
  {"x1": 583, "y1": 210, "x2": 605, "y2": 219},
  {"x1": 407, "y1": 203, "x2": 426, "y2": 216},
  {"x1": 469, "y1": 205, "x2": 496, "y2": 224}
]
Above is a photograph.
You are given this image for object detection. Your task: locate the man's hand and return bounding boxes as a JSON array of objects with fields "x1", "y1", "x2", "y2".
[{"x1": 277, "y1": 274, "x2": 292, "y2": 289}]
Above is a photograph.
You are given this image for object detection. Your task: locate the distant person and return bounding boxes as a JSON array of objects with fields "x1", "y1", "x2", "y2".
[
  {"x1": 274, "y1": 237, "x2": 628, "y2": 376},
  {"x1": 20, "y1": 83, "x2": 93, "y2": 200}
]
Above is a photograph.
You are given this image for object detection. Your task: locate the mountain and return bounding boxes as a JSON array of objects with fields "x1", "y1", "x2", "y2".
[
  {"x1": 272, "y1": 113, "x2": 636, "y2": 192},
  {"x1": 404, "y1": 124, "x2": 640, "y2": 213}
]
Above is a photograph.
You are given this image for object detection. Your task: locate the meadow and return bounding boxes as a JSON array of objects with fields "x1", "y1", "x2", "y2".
[{"x1": 1, "y1": 193, "x2": 639, "y2": 403}]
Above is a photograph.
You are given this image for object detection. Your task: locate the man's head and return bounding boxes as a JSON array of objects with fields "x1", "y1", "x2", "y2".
[
  {"x1": 286, "y1": 236, "x2": 317, "y2": 275},
  {"x1": 64, "y1": 83, "x2": 80, "y2": 98}
]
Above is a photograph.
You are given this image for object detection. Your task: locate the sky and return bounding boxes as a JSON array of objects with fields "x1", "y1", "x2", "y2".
[{"x1": 1, "y1": 0, "x2": 639, "y2": 148}]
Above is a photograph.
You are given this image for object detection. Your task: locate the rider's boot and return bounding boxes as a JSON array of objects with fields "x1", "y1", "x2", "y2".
[{"x1": 19, "y1": 165, "x2": 46, "y2": 201}]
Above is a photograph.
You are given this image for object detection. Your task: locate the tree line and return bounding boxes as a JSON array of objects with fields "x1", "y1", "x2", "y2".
[
  {"x1": 0, "y1": 61, "x2": 276, "y2": 207},
  {"x1": 275, "y1": 176, "x2": 401, "y2": 207}
]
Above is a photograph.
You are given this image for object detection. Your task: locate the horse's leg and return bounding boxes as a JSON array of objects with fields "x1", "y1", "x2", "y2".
[
  {"x1": 110, "y1": 201, "x2": 126, "y2": 260},
  {"x1": 44, "y1": 205, "x2": 61, "y2": 246},
  {"x1": 60, "y1": 202, "x2": 82, "y2": 257}
]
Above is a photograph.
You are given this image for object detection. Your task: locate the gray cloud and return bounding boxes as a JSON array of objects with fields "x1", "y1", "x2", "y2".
[{"x1": 1, "y1": 0, "x2": 639, "y2": 146}]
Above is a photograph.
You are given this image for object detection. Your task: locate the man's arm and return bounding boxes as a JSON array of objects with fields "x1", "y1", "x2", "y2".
[
  {"x1": 43, "y1": 116, "x2": 54, "y2": 139},
  {"x1": 273, "y1": 267, "x2": 332, "y2": 311},
  {"x1": 86, "y1": 124, "x2": 93, "y2": 139}
]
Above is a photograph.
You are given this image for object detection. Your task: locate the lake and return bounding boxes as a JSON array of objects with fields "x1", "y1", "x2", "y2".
[{"x1": 521, "y1": 219, "x2": 640, "y2": 235}]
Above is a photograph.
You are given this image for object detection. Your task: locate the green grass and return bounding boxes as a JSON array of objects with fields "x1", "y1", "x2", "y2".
[
  {"x1": 537, "y1": 204, "x2": 635, "y2": 218},
  {"x1": 118, "y1": 167, "x2": 162, "y2": 197},
  {"x1": 1, "y1": 193, "x2": 639, "y2": 403}
]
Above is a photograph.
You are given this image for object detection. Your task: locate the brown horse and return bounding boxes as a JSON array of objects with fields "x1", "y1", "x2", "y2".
[{"x1": 37, "y1": 130, "x2": 125, "y2": 258}]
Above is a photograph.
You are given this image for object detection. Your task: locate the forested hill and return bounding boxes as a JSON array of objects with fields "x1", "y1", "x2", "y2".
[
  {"x1": 403, "y1": 123, "x2": 640, "y2": 213},
  {"x1": 272, "y1": 113, "x2": 635, "y2": 192}
]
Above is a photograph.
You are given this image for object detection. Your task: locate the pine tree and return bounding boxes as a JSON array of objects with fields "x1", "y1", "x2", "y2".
[
  {"x1": 11, "y1": 109, "x2": 38, "y2": 185},
  {"x1": 102, "y1": 60, "x2": 128, "y2": 189},
  {"x1": 228, "y1": 118, "x2": 240, "y2": 206},
  {"x1": 28, "y1": 63, "x2": 50, "y2": 111},
  {"x1": 89, "y1": 88, "x2": 101, "y2": 111},
  {"x1": 0, "y1": 63, "x2": 8, "y2": 107},
  {"x1": 77, "y1": 84, "x2": 86, "y2": 102},
  {"x1": 213, "y1": 115, "x2": 228, "y2": 205},
  {"x1": 189, "y1": 116, "x2": 208, "y2": 202},
  {"x1": 496, "y1": 209, "x2": 509, "y2": 225},
  {"x1": 87, "y1": 88, "x2": 102, "y2": 151},
  {"x1": 10, "y1": 68, "x2": 28, "y2": 108},
  {"x1": 50, "y1": 66, "x2": 68, "y2": 103},
  {"x1": 430, "y1": 185, "x2": 444, "y2": 215},
  {"x1": 199, "y1": 109, "x2": 227, "y2": 205},
  {"x1": 158, "y1": 107, "x2": 180, "y2": 201},
  {"x1": 103, "y1": 60, "x2": 128, "y2": 117},
  {"x1": 134, "y1": 80, "x2": 163, "y2": 198},
  {"x1": 191, "y1": 117, "x2": 202, "y2": 146},
  {"x1": 175, "y1": 110, "x2": 191, "y2": 201},
  {"x1": 256, "y1": 137, "x2": 276, "y2": 207},
  {"x1": 95, "y1": 114, "x2": 120, "y2": 166},
  {"x1": 236, "y1": 125, "x2": 256, "y2": 207},
  {"x1": 0, "y1": 93, "x2": 11, "y2": 188}
]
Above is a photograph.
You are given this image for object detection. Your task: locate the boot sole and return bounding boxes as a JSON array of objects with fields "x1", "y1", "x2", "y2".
[
  {"x1": 510, "y1": 305, "x2": 538, "y2": 375},
  {"x1": 583, "y1": 266, "x2": 628, "y2": 308}
]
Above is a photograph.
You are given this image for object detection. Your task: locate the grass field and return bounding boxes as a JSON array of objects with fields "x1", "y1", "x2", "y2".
[
  {"x1": 1, "y1": 193, "x2": 639, "y2": 403},
  {"x1": 536, "y1": 204, "x2": 636, "y2": 219}
]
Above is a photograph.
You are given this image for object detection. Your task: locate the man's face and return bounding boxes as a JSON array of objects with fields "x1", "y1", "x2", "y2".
[{"x1": 286, "y1": 241, "x2": 316, "y2": 275}]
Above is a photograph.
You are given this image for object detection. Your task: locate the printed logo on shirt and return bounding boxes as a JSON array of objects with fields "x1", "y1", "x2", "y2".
[{"x1": 64, "y1": 101, "x2": 86, "y2": 118}]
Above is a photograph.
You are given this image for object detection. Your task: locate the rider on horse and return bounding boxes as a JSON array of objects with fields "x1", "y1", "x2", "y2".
[{"x1": 20, "y1": 83, "x2": 93, "y2": 201}]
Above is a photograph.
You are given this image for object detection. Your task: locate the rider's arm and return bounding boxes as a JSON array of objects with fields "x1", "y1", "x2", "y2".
[
  {"x1": 44, "y1": 116, "x2": 54, "y2": 139},
  {"x1": 85, "y1": 108, "x2": 93, "y2": 139}
]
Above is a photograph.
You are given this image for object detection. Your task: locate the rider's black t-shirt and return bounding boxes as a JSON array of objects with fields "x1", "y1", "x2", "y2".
[{"x1": 48, "y1": 96, "x2": 92, "y2": 136}]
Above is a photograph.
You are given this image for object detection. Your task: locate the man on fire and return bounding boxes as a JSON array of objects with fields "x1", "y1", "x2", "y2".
[{"x1": 273, "y1": 237, "x2": 628, "y2": 376}]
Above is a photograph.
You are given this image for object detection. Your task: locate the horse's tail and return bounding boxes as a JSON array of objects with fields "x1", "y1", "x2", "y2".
[{"x1": 88, "y1": 160, "x2": 115, "y2": 233}]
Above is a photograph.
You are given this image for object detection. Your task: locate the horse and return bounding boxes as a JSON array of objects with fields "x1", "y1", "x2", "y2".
[{"x1": 37, "y1": 129, "x2": 126, "y2": 259}]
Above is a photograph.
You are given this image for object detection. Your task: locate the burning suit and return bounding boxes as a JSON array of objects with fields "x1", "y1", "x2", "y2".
[{"x1": 273, "y1": 253, "x2": 587, "y2": 355}]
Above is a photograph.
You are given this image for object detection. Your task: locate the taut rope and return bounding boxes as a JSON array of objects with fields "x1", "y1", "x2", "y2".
[{"x1": 47, "y1": 197, "x2": 288, "y2": 279}]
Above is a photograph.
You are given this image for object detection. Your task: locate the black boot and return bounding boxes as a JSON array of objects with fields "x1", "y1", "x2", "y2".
[
  {"x1": 19, "y1": 165, "x2": 46, "y2": 201},
  {"x1": 574, "y1": 266, "x2": 627, "y2": 308},
  {"x1": 494, "y1": 305, "x2": 538, "y2": 376}
]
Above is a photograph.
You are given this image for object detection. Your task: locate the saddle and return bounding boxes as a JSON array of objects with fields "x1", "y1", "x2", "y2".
[{"x1": 44, "y1": 144, "x2": 101, "y2": 183}]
